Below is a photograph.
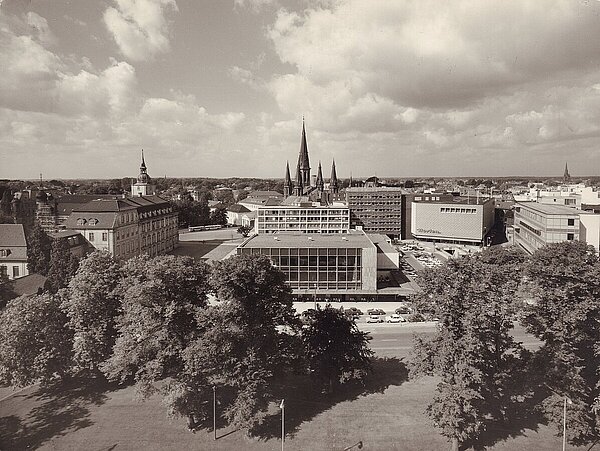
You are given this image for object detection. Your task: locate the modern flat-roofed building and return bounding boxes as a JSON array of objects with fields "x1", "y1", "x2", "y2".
[
  {"x1": 514, "y1": 202, "x2": 586, "y2": 254},
  {"x1": 411, "y1": 197, "x2": 495, "y2": 246},
  {"x1": 237, "y1": 231, "x2": 377, "y2": 294},
  {"x1": 580, "y1": 214, "x2": 600, "y2": 253},
  {"x1": 255, "y1": 197, "x2": 350, "y2": 235},
  {"x1": 402, "y1": 193, "x2": 457, "y2": 239},
  {"x1": 346, "y1": 186, "x2": 404, "y2": 238}
]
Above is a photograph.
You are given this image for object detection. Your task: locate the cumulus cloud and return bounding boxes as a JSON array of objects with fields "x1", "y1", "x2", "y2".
[
  {"x1": 0, "y1": 9, "x2": 250, "y2": 178},
  {"x1": 264, "y1": 0, "x2": 600, "y2": 174},
  {"x1": 103, "y1": 0, "x2": 178, "y2": 61}
]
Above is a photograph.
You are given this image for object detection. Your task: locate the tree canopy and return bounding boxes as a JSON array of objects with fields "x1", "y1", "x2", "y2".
[
  {"x1": 410, "y1": 247, "x2": 528, "y2": 451},
  {"x1": 26, "y1": 223, "x2": 52, "y2": 275},
  {"x1": 63, "y1": 251, "x2": 123, "y2": 373},
  {"x1": 101, "y1": 255, "x2": 210, "y2": 395},
  {"x1": 301, "y1": 305, "x2": 373, "y2": 393},
  {"x1": 46, "y1": 238, "x2": 79, "y2": 293},
  {"x1": 523, "y1": 241, "x2": 600, "y2": 446},
  {"x1": 0, "y1": 292, "x2": 73, "y2": 387}
]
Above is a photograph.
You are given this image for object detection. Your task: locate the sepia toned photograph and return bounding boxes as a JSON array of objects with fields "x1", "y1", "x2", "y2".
[{"x1": 1, "y1": 1, "x2": 600, "y2": 450}]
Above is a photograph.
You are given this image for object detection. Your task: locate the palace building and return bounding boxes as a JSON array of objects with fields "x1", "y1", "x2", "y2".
[{"x1": 64, "y1": 151, "x2": 178, "y2": 260}]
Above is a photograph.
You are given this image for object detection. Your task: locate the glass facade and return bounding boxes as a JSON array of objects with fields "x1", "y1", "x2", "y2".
[{"x1": 239, "y1": 246, "x2": 363, "y2": 290}]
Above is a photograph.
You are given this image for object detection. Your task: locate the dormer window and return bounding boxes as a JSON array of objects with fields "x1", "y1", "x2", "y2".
[
  {"x1": 77, "y1": 218, "x2": 87, "y2": 226},
  {"x1": 88, "y1": 218, "x2": 98, "y2": 226},
  {"x1": 0, "y1": 249, "x2": 11, "y2": 257}
]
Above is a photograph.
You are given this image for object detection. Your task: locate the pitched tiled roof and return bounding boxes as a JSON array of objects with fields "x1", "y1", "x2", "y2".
[
  {"x1": 13, "y1": 274, "x2": 47, "y2": 297},
  {"x1": 65, "y1": 212, "x2": 119, "y2": 229},
  {"x1": 55, "y1": 195, "x2": 118, "y2": 215},
  {"x1": 227, "y1": 204, "x2": 251, "y2": 213},
  {"x1": 74, "y1": 199, "x2": 137, "y2": 212},
  {"x1": 0, "y1": 224, "x2": 27, "y2": 261},
  {"x1": 0, "y1": 224, "x2": 26, "y2": 247}
]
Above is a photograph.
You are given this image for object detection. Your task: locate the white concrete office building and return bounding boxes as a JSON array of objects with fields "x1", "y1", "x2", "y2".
[{"x1": 411, "y1": 197, "x2": 495, "y2": 245}]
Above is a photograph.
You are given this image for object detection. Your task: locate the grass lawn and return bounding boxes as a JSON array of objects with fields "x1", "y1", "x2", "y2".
[
  {"x1": 169, "y1": 240, "x2": 225, "y2": 260},
  {"x1": 0, "y1": 363, "x2": 586, "y2": 451}
]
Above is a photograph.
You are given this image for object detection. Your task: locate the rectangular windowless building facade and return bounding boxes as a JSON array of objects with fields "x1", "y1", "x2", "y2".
[
  {"x1": 237, "y1": 232, "x2": 377, "y2": 292},
  {"x1": 411, "y1": 197, "x2": 495, "y2": 245}
]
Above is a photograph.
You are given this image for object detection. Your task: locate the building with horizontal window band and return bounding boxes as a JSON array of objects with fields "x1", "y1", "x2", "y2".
[
  {"x1": 514, "y1": 202, "x2": 594, "y2": 254},
  {"x1": 237, "y1": 231, "x2": 378, "y2": 297},
  {"x1": 255, "y1": 203, "x2": 350, "y2": 235}
]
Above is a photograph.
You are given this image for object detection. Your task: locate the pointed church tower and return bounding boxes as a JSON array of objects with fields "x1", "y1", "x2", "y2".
[
  {"x1": 131, "y1": 149, "x2": 156, "y2": 197},
  {"x1": 283, "y1": 161, "x2": 292, "y2": 198},
  {"x1": 298, "y1": 118, "x2": 311, "y2": 187},
  {"x1": 294, "y1": 162, "x2": 304, "y2": 196},
  {"x1": 563, "y1": 161, "x2": 571, "y2": 183},
  {"x1": 330, "y1": 159, "x2": 339, "y2": 194},
  {"x1": 316, "y1": 161, "x2": 324, "y2": 193}
]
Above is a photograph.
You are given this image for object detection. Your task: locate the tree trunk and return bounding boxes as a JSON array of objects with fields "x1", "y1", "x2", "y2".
[{"x1": 451, "y1": 437, "x2": 459, "y2": 451}]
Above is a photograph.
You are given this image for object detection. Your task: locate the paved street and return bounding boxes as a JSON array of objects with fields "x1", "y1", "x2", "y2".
[{"x1": 361, "y1": 321, "x2": 542, "y2": 359}]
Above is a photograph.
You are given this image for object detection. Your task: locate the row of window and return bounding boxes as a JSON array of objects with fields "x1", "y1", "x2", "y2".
[
  {"x1": 0, "y1": 265, "x2": 20, "y2": 278},
  {"x1": 259, "y1": 210, "x2": 349, "y2": 216},
  {"x1": 440, "y1": 207, "x2": 478, "y2": 214},
  {"x1": 88, "y1": 232, "x2": 109, "y2": 242}
]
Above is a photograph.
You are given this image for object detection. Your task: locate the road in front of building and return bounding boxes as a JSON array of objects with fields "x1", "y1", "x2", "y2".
[{"x1": 360, "y1": 321, "x2": 543, "y2": 359}]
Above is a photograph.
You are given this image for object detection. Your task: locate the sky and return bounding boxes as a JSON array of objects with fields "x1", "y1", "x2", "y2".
[{"x1": 1, "y1": 0, "x2": 600, "y2": 180}]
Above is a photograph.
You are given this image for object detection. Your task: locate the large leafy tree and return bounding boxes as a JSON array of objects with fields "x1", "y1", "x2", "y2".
[
  {"x1": 209, "y1": 206, "x2": 227, "y2": 225},
  {"x1": 0, "y1": 271, "x2": 16, "y2": 309},
  {"x1": 523, "y1": 241, "x2": 600, "y2": 446},
  {"x1": 101, "y1": 255, "x2": 210, "y2": 396},
  {"x1": 302, "y1": 305, "x2": 373, "y2": 393},
  {"x1": 62, "y1": 251, "x2": 122, "y2": 373},
  {"x1": 26, "y1": 223, "x2": 52, "y2": 275},
  {"x1": 0, "y1": 292, "x2": 73, "y2": 387},
  {"x1": 195, "y1": 253, "x2": 298, "y2": 432},
  {"x1": 46, "y1": 238, "x2": 80, "y2": 293},
  {"x1": 410, "y1": 247, "x2": 528, "y2": 451}
]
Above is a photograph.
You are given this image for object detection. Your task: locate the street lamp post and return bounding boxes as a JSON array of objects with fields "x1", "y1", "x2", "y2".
[
  {"x1": 563, "y1": 396, "x2": 572, "y2": 451},
  {"x1": 280, "y1": 399, "x2": 285, "y2": 451},
  {"x1": 313, "y1": 284, "x2": 317, "y2": 310},
  {"x1": 213, "y1": 386, "x2": 217, "y2": 441}
]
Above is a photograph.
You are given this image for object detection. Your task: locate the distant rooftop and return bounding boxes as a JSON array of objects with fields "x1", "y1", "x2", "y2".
[
  {"x1": 413, "y1": 196, "x2": 492, "y2": 205},
  {"x1": 346, "y1": 186, "x2": 405, "y2": 192},
  {"x1": 516, "y1": 201, "x2": 589, "y2": 215},
  {"x1": 238, "y1": 230, "x2": 375, "y2": 249}
]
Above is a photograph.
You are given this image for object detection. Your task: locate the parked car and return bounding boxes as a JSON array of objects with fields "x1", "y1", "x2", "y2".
[
  {"x1": 386, "y1": 314, "x2": 406, "y2": 323},
  {"x1": 367, "y1": 308, "x2": 386, "y2": 316},
  {"x1": 345, "y1": 307, "x2": 363, "y2": 316},
  {"x1": 366, "y1": 314, "x2": 384, "y2": 323},
  {"x1": 395, "y1": 306, "x2": 412, "y2": 315}
]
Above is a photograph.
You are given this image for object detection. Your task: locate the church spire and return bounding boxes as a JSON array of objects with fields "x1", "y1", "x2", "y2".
[
  {"x1": 330, "y1": 159, "x2": 339, "y2": 194},
  {"x1": 140, "y1": 149, "x2": 147, "y2": 171},
  {"x1": 563, "y1": 161, "x2": 571, "y2": 182},
  {"x1": 298, "y1": 119, "x2": 311, "y2": 186},
  {"x1": 316, "y1": 161, "x2": 324, "y2": 192},
  {"x1": 283, "y1": 161, "x2": 292, "y2": 197}
]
